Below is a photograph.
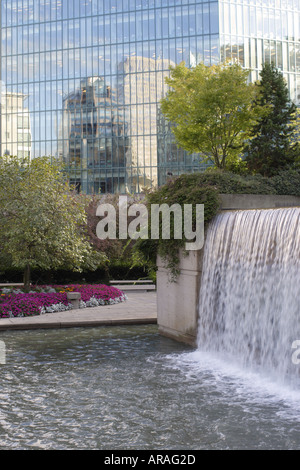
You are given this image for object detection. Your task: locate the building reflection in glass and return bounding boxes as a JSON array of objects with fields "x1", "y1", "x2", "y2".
[
  {"x1": 156, "y1": 106, "x2": 208, "y2": 187},
  {"x1": 58, "y1": 57, "x2": 191, "y2": 194},
  {"x1": 58, "y1": 77, "x2": 129, "y2": 193},
  {"x1": 118, "y1": 56, "x2": 177, "y2": 193},
  {"x1": 1, "y1": 89, "x2": 32, "y2": 159}
]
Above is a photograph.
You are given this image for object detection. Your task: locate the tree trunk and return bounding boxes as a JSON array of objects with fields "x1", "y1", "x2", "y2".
[{"x1": 23, "y1": 263, "x2": 31, "y2": 292}]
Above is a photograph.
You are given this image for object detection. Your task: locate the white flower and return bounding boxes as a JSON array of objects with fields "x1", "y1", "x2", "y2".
[{"x1": 1, "y1": 288, "x2": 12, "y2": 294}]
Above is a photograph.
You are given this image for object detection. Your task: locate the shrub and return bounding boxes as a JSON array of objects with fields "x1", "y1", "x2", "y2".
[
  {"x1": 135, "y1": 168, "x2": 300, "y2": 279},
  {"x1": 136, "y1": 175, "x2": 221, "y2": 279},
  {"x1": 270, "y1": 168, "x2": 300, "y2": 196},
  {"x1": 183, "y1": 168, "x2": 300, "y2": 196}
]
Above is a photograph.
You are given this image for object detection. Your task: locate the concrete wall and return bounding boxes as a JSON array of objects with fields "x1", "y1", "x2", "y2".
[
  {"x1": 220, "y1": 194, "x2": 300, "y2": 210},
  {"x1": 156, "y1": 194, "x2": 300, "y2": 346},
  {"x1": 157, "y1": 251, "x2": 203, "y2": 347}
]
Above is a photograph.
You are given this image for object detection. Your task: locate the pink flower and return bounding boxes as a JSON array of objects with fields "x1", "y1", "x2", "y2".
[{"x1": 0, "y1": 284, "x2": 125, "y2": 318}]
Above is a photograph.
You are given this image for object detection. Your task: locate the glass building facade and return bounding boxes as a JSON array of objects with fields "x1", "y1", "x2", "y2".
[{"x1": 1, "y1": 0, "x2": 299, "y2": 193}]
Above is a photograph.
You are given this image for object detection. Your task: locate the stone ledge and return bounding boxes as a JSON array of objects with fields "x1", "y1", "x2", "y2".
[
  {"x1": 0, "y1": 292, "x2": 157, "y2": 331},
  {"x1": 220, "y1": 194, "x2": 300, "y2": 210}
]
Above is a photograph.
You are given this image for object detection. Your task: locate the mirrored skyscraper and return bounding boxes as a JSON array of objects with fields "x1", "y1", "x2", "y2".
[
  {"x1": 219, "y1": 0, "x2": 299, "y2": 104},
  {"x1": 1, "y1": 1, "x2": 299, "y2": 193}
]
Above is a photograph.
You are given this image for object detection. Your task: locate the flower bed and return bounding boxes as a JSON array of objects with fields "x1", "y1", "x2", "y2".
[{"x1": 0, "y1": 284, "x2": 127, "y2": 318}]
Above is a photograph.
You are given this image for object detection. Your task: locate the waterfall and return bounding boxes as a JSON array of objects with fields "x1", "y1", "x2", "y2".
[{"x1": 197, "y1": 207, "x2": 300, "y2": 387}]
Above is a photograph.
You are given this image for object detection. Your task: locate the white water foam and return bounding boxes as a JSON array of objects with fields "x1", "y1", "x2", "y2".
[
  {"x1": 196, "y1": 207, "x2": 300, "y2": 390},
  {"x1": 164, "y1": 349, "x2": 300, "y2": 420}
]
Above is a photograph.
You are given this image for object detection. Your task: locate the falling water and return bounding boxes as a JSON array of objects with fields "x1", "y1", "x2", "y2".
[{"x1": 197, "y1": 207, "x2": 300, "y2": 388}]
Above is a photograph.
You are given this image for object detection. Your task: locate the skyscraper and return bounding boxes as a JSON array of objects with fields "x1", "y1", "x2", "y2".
[{"x1": 1, "y1": 1, "x2": 299, "y2": 193}]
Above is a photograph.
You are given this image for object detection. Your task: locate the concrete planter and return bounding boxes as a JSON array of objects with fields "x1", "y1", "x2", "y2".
[{"x1": 66, "y1": 292, "x2": 81, "y2": 309}]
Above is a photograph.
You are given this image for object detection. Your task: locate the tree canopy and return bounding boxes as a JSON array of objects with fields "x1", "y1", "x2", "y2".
[
  {"x1": 245, "y1": 62, "x2": 299, "y2": 176},
  {"x1": 0, "y1": 156, "x2": 106, "y2": 289},
  {"x1": 160, "y1": 61, "x2": 260, "y2": 170}
]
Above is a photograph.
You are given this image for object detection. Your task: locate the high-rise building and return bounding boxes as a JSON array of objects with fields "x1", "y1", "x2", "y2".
[{"x1": 1, "y1": 1, "x2": 299, "y2": 193}]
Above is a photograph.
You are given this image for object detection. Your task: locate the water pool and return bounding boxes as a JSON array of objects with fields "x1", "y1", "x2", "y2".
[{"x1": 0, "y1": 325, "x2": 299, "y2": 450}]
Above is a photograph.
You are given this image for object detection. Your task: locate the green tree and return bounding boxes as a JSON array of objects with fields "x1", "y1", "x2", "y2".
[
  {"x1": 245, "y1": 62, "x2": 299, "y2": 176},
  {"x1": 0, "y1": 156, "x2": 106, "y2": 290},
  {"x1": 160, "y1": 61, "x2": 259, "y2": 169},
  {"x1": 290, "y1": 110, "x2": 300, "y2": 166}
]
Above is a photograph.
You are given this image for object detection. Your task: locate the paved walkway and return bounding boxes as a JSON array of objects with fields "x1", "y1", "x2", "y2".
[{"x1": 0, "y1": 292, "x2": 157, "y2": 331}]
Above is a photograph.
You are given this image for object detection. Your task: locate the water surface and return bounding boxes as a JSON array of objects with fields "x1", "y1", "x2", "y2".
[{"x1": 0, "y1": 325, "x2": 299, "y2": 450}]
